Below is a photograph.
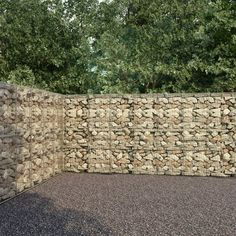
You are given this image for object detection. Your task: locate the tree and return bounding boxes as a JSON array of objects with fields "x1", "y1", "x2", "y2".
[
  {"x1": 93, "y1": 0, "x2": 236, "y2": 93},
  {"x1": 0, "y1": 0, "x2": 98, "y2": 93},
  {"x1": 0, "y1": 0, "x2": 235, "y2": 93}
]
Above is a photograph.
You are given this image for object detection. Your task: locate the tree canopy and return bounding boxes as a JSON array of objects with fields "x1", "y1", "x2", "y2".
[{"x1": 0, "y1": 0, "x2": 235, "y2": 94}]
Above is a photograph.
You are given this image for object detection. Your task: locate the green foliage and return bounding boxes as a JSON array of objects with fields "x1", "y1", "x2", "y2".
[
  {"x1": 94, "y1": 0, "x2": 236, "y2": 93},
  {"x1": 0, "y1": 0, "x2": 235, "y2": 93}
]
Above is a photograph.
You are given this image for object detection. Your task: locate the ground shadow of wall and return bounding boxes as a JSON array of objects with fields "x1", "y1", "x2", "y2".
[{"x1": 0, "y1": 191, "x2": 112, "y2": 236}]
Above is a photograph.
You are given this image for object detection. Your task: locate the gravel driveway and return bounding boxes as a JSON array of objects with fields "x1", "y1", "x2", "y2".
[{"x1": 0, "y1": 173, "x2": 235, "y2": 236}]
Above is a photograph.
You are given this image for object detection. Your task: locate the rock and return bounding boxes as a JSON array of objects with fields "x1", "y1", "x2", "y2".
[
  {"x1": 32, "y1": 174, "x2": 39, "y2": 182},
  {"x1": 223, "y1": 153, "x2": 231, "y2": 161},
  {"x1": 117, "y1": 153, "x2": 123, "y2": 160},
  {"x1": 82, "y1": 163, "x2": 88, "y2": 169},
  {"x1": 187, "y1": 97, "x2": 198, "y2": 103},
  {"x1": 95, "y1": 163, "x2": 101, "y2": 169},
  {"x1": 208, "y1": 167, "x2": 214, "y2": 172},
  {"x1": 16, "y1": 183, "x2": 25, "y2": 192},
  {"x1": 34, "y1": 158, "x2": 42, "y2": 166},
  {"x1": 128, "y1": 164, "x2": 133, "y2": 169},
  {"x1": 0, "y1": 188, "x2": 6, "y2": 197},
  {"x1": 166, "y1": 108, "x2": 179, "y2": 117},
  {"x1": 185, "y1": 155, "x2": 193, "y2": 161},
  {"x1": 140, "y1": 141, "x2": 146, "y2": 146},
  {"x1": 211, "y1": 108, "x2": 221, "y2": 117},
  {"x1": 116, "y1": 109, "x2": 123, "y2": 118},
  {"x1": 145, "y1": 154, "x2": 153, "y2": 160},
  {"x1": 3, "y1": 169, "x2": 14, "y2": 179},
  {"x1": 123, "y1": 128, "x2": 130, "y2": 135},
  {"x1": 136, "y1": 153, "x2": 142, "y2": 161},
  {"x1": 169, "y1": 155, "x2": 179, "y2": 161},
  {"x1": 68, "y1": 152, "x2": 76, "y2": 158},
  {"x1": 211, "y1": 155, "x2": 221, "y2": 162},
  {"x1": 144, "y1": 109, "x2": 153, "y2": 118},
  {"x1": 223, "y1": 109, "x2": 230, "y2": 115},
  {"x1": 111, "y1": 164, "x2": 118, "y2": 169},
  {"x1": 92, "y1": 130, "x2": 97, "y2": 136},
  {"x1": 159, "y1": 98, "x2": 168, "y2": 103},
  {"x1": 194, "y1": 153, "x2": 208, "y2": 161},
  {"x1": 77, "y1": 109, "x2": 83, "y2": 116},
  {"x1": 163, "y1": 166, "x2": 169, "y2": 171},
  {"x1": 134, "y1": 109, "x2": 142, "y2": 118},
  {"x1": 76, "y1": 151, "x2": 83, "y2": 158},
  {"x1": 67, "y1": 109, "x2": 77, "y2": 118},
  {"x1": 16, "y1": 164, "x2": 24, "y2": 173},
  {"x1": 206, "y1": 97, "x2": 214, "y2": 103},
  {"x1": 183, "y1": 108, "x2": 193, "y2": 117},
  {"x1": 195, "y1": 109, "x2": 208, "y2": 117}
]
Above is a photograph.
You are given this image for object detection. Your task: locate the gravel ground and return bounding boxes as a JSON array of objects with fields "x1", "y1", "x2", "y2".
[{"x1": 0, "y1": 173, "x2": 235, "y2": 236}]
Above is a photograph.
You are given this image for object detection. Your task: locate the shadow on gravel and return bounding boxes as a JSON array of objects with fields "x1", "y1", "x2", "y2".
[{"x1": 0, "y1": 192, "x2": 112, "y2": 236}]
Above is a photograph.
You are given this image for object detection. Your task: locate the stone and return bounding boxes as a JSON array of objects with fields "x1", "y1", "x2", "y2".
[
  {"x1": 166, "y1": 108, "x2": 179, "y2": 117},
  {"x1": 140, "y1": 141, "x2": 146, "y2": 146},
  {"x1": 194, "y1": 153, "x2": 208, "y2": 162},
  {"x1": 145, "y1": 154, "x2": 153, "y2": 160},
  {"x1": 134, "y1": 109, "x2": 142, "y2": 118},
  {"x1": 117, "y1": 153, "x2": 123, "y2": 160},
  {"x1": 67, "y1": 109, "x2": 77, "y2": 118},
  {"x1": 136, "y1": 153, "x2": 142, "y2": 161},
  {"x1": 0, "y1": 188, "x2": 6, "y2": 197},
  {"x1": 208, "y1": 167, "x2": 214, "y2": 172},
  {"x1": 77, "y1": 109, "x2": 83, "y2": 116},
  {"x1": 76, "y1": 151, "x2": 83, "y2": 158},
  {"x1": 3, "y1": 169, "x2": 14, "y2": 179},
  {"x1": 128, "y1": 164, "x2": 133, "y2": 169},
  {"x1": 34, "y1": 158, "x2": 42, "y2": 166},
  {"x1": 187, "y1": 97, "x2": 198, "y2": 103},
  {"x1": 32, "y1": 174, "x2": 39, "y2": 182},
  {"x1": 183, "y1": 108, "x2": 193, "y2": 117},
  {"x1": 223, "y1": 109, "x2": 230, "y2": 115},
  {"x1": 211, "y1": 155, "x2": 221, "y2": 162},
  {"x1": 123, "y1": 128, "x2": 130, "y2": 135},
  {"x1": 68, "y1": 152, "x2": 76, "y2": 158},
  {"x1": 82, "y1": 163, "x2": 88, "y2": 169},
  {"x1": 169, "y1": 155, "x2": 179, "y2": 161},
  {"x1": 95, "y1": 163, "x2": 101, "y2": 169},
  {"x1": 92, "y1": 130, "x2": 97, "y2": 136},
  {"x1": 144, "y1": 109, "x2": 153, "y2": 118},
  {"x1": 65, "y1": 163, "x2": 71, "y2": 168},
  {"x1": 185, "y1": 155, "x2": 193, "y2": 161},
  {"x1": 195, "y1": 109, "x2": 208, "y2": 117},
  {"x1": 159, "y1": 98, "x2": 168, "y2": 103},
  {"x1": 16, "y1": 183, "x2": 25, "y2": 192},
  {"x1": 116, "y1": 109, "x2": 123, "y2": 118},
  {"x1": 223, "y1": 153, "x2": 231, "y2": 161},
  {"x1": 16, "y1": 164, "x2": 24, "y2": 173},
  {"x1": 163, "y1": 166, "x2": 169, "y2": 171},
  {"x1": 111, "y1": 164, "x2": 118, "y2": 169},
  {"x1": 211, "y1": 108, "x2": 221, "y2": 117}
]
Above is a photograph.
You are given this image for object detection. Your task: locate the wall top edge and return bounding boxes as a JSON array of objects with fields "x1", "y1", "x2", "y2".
[
  {"x1": 1, "y1": 83, "x2": 235, "y2": 98},
  {"x1": 66, "y1": 92, "x2": 236, "y2": 98},
  {"x1": 0, "y1": 83, "x2": 63, "y2": 97}
]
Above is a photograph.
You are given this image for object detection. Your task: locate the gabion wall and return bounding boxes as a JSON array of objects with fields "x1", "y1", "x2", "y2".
[
  {"x1": 1, "y1": 83, "x2": 235, "y2": 202},
  {"x1": 0, "y1": 84, "x2": 63, "y2": 202},
  {"x1": 64, "y1": 94, "x2": 236, "y2": 177}
]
